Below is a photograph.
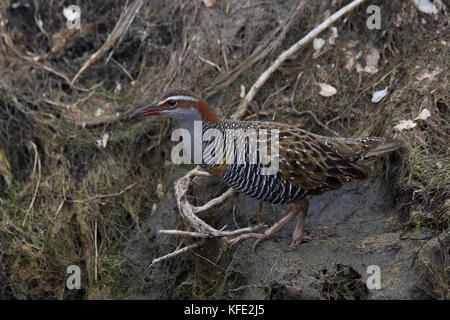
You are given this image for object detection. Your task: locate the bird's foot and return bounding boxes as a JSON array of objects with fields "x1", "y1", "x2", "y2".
[
  {"x1": 227, "y1": 232, "x2": 270, "y2": 251},
  {"x1": 290, "y1": 235, "x2": 313, "y2": 247}
]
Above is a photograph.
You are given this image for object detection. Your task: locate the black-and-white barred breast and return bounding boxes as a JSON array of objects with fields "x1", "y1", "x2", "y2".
[
  {"x1": 221, "y1": 163, "x2": 306, "y2": 204},
  {"x1": 199, "y1": 120, "x2": 307, "y2": 204}
]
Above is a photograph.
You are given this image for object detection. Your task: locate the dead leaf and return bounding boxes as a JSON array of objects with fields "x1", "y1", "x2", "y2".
[
  {"x1": 95, "y1": 133, "x2": 109, "y2": 148},
  {"x1": 344, "y1": 51, "x2": 355, "y2": 71},
  {"x1": 331, "y1": 27, "x2": 338, "y2": 39},
  {"x1": 203, "y1": 0, "x2": 215, "y2": 8},
  {"x1": 394, "y1": 13, "x2": 403, "y2": 27},
  {"x1": 416, "y1": 70, "x2": 433, "y2": 81},
  {"x1": 328, "y1": 27, "x2": 338, "y2": 45},
  {"x1": 102, "y1": 133, "x2": 110, "y2": 147},
  {"x1": 416, "y1": 68, "x2": 441, "y2": 81},
  {"x1": 313, "y1": 38, "x2": 325, "y2": 51},
  {"x1": 63, "y1": 6, "x2": 81, "y2": 21},
  {"x1": 393, "y1": 120, "x2": 417, "y2": 131},
  {"x1": 362, "y1": 47, "x2": 380, "y2": 75},
  {"x1": 240, "y1": 85, "x2": 246, "y2": 98},
  {"x1": 412, "y1": 0, "x2": 438, "y2": 14},
  {"x1": 371, "y1": 88, "x2": 388, "y2": 103},
  {"x1": 156, "y1": 183, "x2": 164, "y2": 199},
  {"x1": 317, "y1": 83, "x2": 337, "y2": 97},
  {"x1": 414, "y1": 108, "x2": 431, "y2": 121}
]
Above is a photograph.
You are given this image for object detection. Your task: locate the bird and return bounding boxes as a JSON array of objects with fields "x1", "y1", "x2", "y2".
[{"x1": 129, "y1": 88, "x2": 403, "y2": 249}]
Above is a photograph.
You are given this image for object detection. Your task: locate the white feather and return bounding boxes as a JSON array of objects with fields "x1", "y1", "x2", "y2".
[{"x1": 157, "y1": 95, "x2": 198, "y2": 106}]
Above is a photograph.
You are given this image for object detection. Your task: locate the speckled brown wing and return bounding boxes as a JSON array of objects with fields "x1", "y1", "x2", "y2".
[
  {"x1": 204, "y1": 120, "x2": 402, "y2": 201},
  {"x1": 271, "y1": 123, "x2": 401, "y2": 196}
]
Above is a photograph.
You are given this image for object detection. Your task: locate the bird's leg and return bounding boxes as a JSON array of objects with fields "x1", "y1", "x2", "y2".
[
  {"x1": 256, "y1": 200, "x2": 263, "y2": 224},
  {"x1": 291, "y1": 198, "x2": 309, "y2": 246},
  {"x1": 228, "y1": 198, "x2": 310, "y2": 250}
]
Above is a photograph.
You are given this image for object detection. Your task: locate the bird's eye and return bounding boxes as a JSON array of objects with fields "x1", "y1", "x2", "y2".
[{"x1": 167, "y1": 100, "x2": 177, "y2": 106}]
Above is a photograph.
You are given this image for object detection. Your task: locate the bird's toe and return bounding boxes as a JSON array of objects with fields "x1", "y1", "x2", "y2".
[{"x1": 290, "y1": 235, "x2": 313, "y2": 247}]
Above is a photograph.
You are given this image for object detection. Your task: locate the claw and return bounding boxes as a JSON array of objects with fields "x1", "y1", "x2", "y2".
[{"x1": 290, "y1": 235, "x2": 313, "y2": 247}]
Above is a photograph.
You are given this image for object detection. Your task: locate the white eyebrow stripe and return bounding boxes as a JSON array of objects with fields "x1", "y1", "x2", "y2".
[{"x1": 157, "y1": 95, "x2": 198, "y2": 106}]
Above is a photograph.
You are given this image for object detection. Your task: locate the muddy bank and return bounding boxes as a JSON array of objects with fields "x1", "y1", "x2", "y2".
[{"x1": 124, "y1": 174, "x2": 448, "y2": 299}]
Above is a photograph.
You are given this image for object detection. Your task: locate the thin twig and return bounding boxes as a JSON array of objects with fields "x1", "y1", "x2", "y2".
[
  {"x1": 111, "y1": 58, "x2": 136, "y2": 82},
  {"x1": 261, "y1": 84, "x2": 290, "y2": 111},
  {"x1": 105, "y1": 0, "x2": 144, "y2": 64},
  {"x1": 277, "y1": 108, "x2": 340, "y2": 137},
  {"x1": 40, "y1": 64, "x2": 103, "y2": 92},
  {"x1": 290, "y1": 71, "x2": 304, "y2": 108},
  {"x1": 232, "y1": 0, "x2": 367, "y2": 120},
  {"x1": 159, "y1": 230, "x2": 212, "y2": 238},
  {"x1": 195, "y1": 52, "x2": 222, "y2": 72},
  {"x1": 94, "y1": 219, "x2": 98, "y2": 283},
  {"x1": 150, "y1": 240, "x2": 207, "y2": 268},
  {"x1": 221, "y1": 43, "x2": 229, "y2": 72},
  {"x1": 33, "y1": 9, "x2": 51, "y2": 44},
  {"x1": 69, "y1": 182, "x2": 137, "y2": 203},
  {"x1": 192, "y1": 251, "x2": 226, "y2": 272},
  {"x1": 54, "y1": 199, "x2": 65, "y2": 219},
  {"x1": 71, "y1": 0, "x2": 144, "y2": 84},
  {"x1": 192, "y1": 188, "x2": 235, "y2": 213},
  {"x1": 159, "y1": 225, "x2": 264, "y2": 239},
  {"x1": 22, "y1": 142, "x2": 41, "y2": 227}
]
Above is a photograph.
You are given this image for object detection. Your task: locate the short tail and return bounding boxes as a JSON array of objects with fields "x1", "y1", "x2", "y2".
[{"x1": 366, "y1": 139, "x2": 404, "y2": 157}]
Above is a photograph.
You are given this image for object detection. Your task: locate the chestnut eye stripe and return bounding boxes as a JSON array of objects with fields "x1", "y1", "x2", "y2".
[{"x1": 157, "y1": 95, "x2": 199, "y2": 106}]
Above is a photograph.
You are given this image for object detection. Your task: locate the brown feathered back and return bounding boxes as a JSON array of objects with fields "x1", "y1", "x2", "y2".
[{"x1": 271, "y1": 122, "x2": 403, "y2": 195}]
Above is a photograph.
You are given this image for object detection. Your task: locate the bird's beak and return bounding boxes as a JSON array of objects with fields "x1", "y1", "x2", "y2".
[{"x1": 129, "y1": 103, "x2": 165, "y2": 120}]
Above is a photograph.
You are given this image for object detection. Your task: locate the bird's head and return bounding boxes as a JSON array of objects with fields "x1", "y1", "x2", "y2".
[{"x1": 129, "y1": 89, "x2": 219, "y2": 124}]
